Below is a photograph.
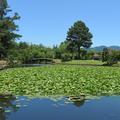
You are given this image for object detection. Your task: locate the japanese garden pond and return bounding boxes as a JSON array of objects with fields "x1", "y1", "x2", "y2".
[{"x1": 1, "y1": 95, "x2": 120, "y2": 120}]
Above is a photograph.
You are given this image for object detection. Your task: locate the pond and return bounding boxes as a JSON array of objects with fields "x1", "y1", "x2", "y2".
[
  {"x1": 17, "y1": 64, "x2": 48, "y2": 67},
  {"x1": 0, "y1": 96, "x2": 120, "y2": 120}
]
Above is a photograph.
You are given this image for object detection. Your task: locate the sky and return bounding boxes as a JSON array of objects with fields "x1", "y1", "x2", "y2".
[{"x1": 8, "y1": 0, "x2": 120, "y2": 47}]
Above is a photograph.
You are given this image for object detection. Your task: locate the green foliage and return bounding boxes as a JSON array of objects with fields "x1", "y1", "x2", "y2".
[
  {"x1": 53, "y1": 46, "x2": 62, "y2": 59},
  {"x1": 85, "y1": 51, "x2": 95, "y2": 60},
  {"x1": 66, "y1": 21, "x2": 93, "y2": 59},
  {"x1": 7, "y1": 50, "x2": 21, "y2": 67},
  {"x1": 53, "y1": 42, "x2": 72, "y2": 61},
  {"x1": 61, "y1": 53, "x2": 72, "y2": 62},
  {"x1": 0, "y1": 0, "x2": 21, "y2": 58},
  {"x1": 0, "y1": 65, "x2": 120, "y2": 96},
  {"x1": 102, "y1": 48, "x2": 118, "y2": 66},
  {"x1": 7, "y1": 42, "x2": 54, "y2": 64},
  {"x1": 19, "y1": 41, "x2": 29, "y2": 49}
]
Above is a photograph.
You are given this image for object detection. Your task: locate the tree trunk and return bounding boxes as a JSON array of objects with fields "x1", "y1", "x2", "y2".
[{"x1": 77, "y1": 45, "x2": 80, "y2": 59}]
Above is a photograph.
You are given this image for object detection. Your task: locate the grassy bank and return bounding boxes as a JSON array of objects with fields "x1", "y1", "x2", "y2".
[
  {"x1": 0, "y1": 64, "x2": 120, "y2": 97},
  {"x1": 63, "y1": 60, "x2": 103, "y2": 65}
]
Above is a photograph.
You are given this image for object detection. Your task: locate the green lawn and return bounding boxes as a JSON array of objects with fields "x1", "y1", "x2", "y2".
[
  {"x1": 0, "y1": 64, "x2": 120, "y2": 97},
  {"x1": 64, "y1": 60, "x2": 103, "y2": 65}
]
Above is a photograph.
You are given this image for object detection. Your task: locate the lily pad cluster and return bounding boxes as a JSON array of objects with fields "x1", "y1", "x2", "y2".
[{"x1": 0, "y1": 65, "x2": 120, "y2": 97}]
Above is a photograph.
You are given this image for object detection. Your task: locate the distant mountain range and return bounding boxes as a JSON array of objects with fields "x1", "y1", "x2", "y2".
[{"x1": 89, "y1": 46, "x2": 120, "y2": 51}]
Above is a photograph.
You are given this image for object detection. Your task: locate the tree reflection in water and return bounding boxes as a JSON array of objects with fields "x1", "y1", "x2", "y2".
[
  {"x1": 0, "y1": 95, "x2": 19, "y2": 120},
  {"x1": 0, "y1": 95, "x2": 86, "y2": 120}
]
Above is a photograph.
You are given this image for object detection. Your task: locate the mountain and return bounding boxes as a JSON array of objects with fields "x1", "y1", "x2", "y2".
[
  {"x1": 88, "y1": 45, "x2": 120, "y2": 52},
  {"x1": 109, "y1": 46, "x2": 120, "y2": 50}
]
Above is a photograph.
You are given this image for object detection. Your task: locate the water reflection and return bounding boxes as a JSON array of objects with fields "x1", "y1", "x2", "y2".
[
  {"x1": 0, "y1": 95, "x2": 84, "y2": 120},
  {"x1": 0, "y1": 95, "x2": 19, "y2": 120},
  {"x1": 0, "y1": 95, "x2": 120, "y2": 120}
]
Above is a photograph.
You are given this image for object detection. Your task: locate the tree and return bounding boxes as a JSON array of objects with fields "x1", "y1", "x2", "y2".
[
  {"x1": 102, "y1": 48, "x2": 118, "y2": 66},
  {"x1": 66, "y1": 21, "x2": 93, "y2": 59},
  {"x1": 0, "y1": 0, "x2": 21, "y2": 58},
  {"x1": 0, "y1": 0, "x2": 8, "y2": 19},
  {"x1": 18, "y1": 41, "x2": 29, "y2": 49},
  {"x1": 102, "y1": 48, "x2": 109, "y2": 62}
]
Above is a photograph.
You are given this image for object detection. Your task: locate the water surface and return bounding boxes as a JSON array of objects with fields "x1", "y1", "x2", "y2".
[{"x1": 0, "y1": 96, "x2": 120, "y2": 120}]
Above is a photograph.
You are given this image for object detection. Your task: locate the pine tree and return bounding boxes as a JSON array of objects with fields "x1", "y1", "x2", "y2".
[
  {"x1": 0, "y1": 0, "x2": 21, "y2": 58},
  {"x1": 66, "y1": 21, "x2": 93, "y2": 59}
]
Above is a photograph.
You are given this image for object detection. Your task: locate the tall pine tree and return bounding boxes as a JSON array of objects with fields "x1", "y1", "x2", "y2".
[
  {"x1": 0, "y1": 0, "x2": 21, "y2": 58},
  {"x1": 66, "y1": 21, "x2": 93, "y2": 59}
]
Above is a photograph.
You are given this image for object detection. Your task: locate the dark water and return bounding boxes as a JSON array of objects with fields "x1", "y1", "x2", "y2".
[
  {"x1": 0, "y1": 96, "x2": 120, "y2": 120},
  {"x1": 17, "y1": 64, "x2": 47, "y2": 67}
]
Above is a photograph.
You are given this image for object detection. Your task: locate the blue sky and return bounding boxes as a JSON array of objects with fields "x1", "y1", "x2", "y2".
[{"x1": 8, "y1": 0, "x2": 120, "y2": 47}]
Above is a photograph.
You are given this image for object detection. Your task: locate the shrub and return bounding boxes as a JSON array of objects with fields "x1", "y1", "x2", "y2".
[{"x1": 102, "y1": 48, "x2": 118, "y2": 66}]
